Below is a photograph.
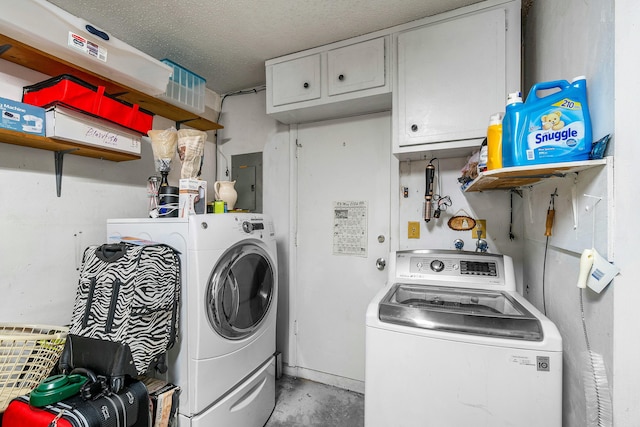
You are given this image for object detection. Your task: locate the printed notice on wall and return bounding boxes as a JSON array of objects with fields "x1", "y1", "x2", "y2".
[{"x1": 333, "y1": 201, "x2": 368, "y2": 257}]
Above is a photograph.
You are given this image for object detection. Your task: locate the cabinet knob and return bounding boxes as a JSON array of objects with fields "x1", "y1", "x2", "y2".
[
  {"x1": 303, "y1": 82, "x2": 310, "y2": 89},
  {"x1": 338, "y1": 74, "x2": 345, "y2": 81},
  {"x1": 411, "y1": 124, "x2": 418, "y2": 132}
]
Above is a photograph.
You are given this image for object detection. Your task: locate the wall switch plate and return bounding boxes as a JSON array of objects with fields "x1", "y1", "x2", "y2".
[
  {"x1": 408, "y1": 221, "x2": 420, "y2": 239},
  {"x1": 471, "y1": 219, "x2": 486, "y2": 238}
]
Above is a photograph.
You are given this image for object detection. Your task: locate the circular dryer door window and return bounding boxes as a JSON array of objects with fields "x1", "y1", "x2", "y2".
[{"x1": 206, "y1": 241, "x2": 275, "y2": 340}]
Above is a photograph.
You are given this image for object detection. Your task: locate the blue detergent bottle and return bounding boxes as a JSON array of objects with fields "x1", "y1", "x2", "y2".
[{"x1": 503, "y1": 76, "x2": 593, "y2": 167}]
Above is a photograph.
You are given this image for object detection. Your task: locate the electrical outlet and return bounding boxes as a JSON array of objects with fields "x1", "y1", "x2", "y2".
[
  {"x1": 471, "y1": 219, "x2": 487, "y2": 238},
  {"x1": 408, "y1": 221, "x2": 420, "y2": 239}
]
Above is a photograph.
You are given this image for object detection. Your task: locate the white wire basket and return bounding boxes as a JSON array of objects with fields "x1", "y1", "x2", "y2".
[{"x1": 0, "y1": 323, "x2": 68, "y2": 411}]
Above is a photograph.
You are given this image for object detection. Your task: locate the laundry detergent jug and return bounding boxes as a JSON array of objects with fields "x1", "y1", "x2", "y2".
[{"x1": 502, "y1": 76, "x2": 592, "y2": 167}]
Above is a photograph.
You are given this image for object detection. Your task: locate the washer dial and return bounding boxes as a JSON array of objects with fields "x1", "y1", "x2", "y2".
[{"x1": 430, "y1": 259, "x2": 445, "y2": 272}]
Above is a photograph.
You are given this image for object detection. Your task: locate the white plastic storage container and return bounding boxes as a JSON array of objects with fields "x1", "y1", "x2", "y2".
[
  {"x1": 158, "y1": 59, "x2": 206, "y2": 115},
  {"x1": 46, "y1": 105, "x2": 142, "y2": 155},
  {"x1": 0, "y1": 0, "x2": 172, "y2": 96}
]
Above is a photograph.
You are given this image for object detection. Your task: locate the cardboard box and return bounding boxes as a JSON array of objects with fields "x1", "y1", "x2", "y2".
[
  {"x1": 179, "y1": 179, "x2": 207, "y2": 217},
  {"x1": 46, "y1": 105, "x2": 141, "y2": 154},
  {"x1": 0, "y1": 97, "x2": 46, "y2": 136}
]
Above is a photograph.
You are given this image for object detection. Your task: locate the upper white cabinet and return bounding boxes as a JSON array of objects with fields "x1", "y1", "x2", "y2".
[
  {"x1": 265, "y1": 0, "x2": 520, "y2": 143},
  {"x1": 327, "y1": 38, "x2": 386, "y2": 96},
  {"x1": 271, "y1": 54, "x2": 321, "y2": 107},
  {"x1": 393, "y1": 1, "x2": 521, "y2": 159},
  {"x1": 266, "y1": 36, "x2": 391, "y2": 124}
]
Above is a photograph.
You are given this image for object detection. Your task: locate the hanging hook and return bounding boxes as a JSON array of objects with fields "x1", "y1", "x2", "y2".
[
  {"x1": 550, "y1": 188, "x2": 558, "y2": 209},
  {"x1": 545, "y1": 188, "x2": 558, "y2": 237}
]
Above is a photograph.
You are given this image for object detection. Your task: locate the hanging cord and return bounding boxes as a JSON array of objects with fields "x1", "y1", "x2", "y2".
[
  {"x1": 433, "y1": 158, "x2": 441, "y2": 196},
  {"x1": 580, "y1": 287, "x2": 612, "y2": 426},
  {"x1": 578, "y1": 194, "x2": 612, "y2": 427},
  {"x1": 580, "y1": 290, "x2": 600, "y2": 424},
  {"x1": 541, "y1": 188, "x2": 557, "y2": 315},
  {"x1": 433, "y1": 195, "x2": 452, "y2": 218},
  {"x1": 214, "y1": 85, "x2": 266, "y2": 178}
]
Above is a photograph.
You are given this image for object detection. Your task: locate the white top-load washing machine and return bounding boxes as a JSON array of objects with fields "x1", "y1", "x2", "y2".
[
  {"x1": 107, "y1": 213, "x2": 277, "y2": 427},
  {"x1": 365, "y1": 250, "x2": 562, "y2": 427}
]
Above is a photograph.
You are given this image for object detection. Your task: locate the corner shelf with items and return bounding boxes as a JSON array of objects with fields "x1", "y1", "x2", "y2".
[
  {"x1": 462, "y1": 159, "x2": 608, "y2": 192},
  {"x1": 0, "y1": 33, "x2": 223, "y2": 132},
  {"x1": 0, "y1": 32, "x2": 223, "y2": 196}
]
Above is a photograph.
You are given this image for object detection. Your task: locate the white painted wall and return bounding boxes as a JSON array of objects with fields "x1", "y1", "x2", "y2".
[
  {"x1": 523, "y1": 1, "x2": 615, "y2": 426},
  {"x1": 613, "y1": 1, "x2": 640, "y2": 425}
]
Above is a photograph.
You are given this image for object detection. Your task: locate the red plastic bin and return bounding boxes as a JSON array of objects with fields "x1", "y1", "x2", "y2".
[{"x1": 22, "y1": 74, "x2": 154, "y2": 135}]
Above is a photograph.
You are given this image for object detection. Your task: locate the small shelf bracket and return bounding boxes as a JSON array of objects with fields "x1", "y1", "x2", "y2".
[
  {"x1": 0, "y1": 44, "x2": 12, "y2": 56},
  {"x1": 175, "y1": 119, "x2": 195, "y2": 130},
  {"x1": 54, "y1": 148, "x2": 79, "y2": 197}
]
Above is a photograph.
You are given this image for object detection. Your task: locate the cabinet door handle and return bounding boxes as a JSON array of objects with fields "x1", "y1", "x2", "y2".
[
  {"x1": 411, "y1": 124, "x2": 418, "y2": 132},
  {"x1": 338, "y1": 74, "x2": 345, "y2": 81},
  {"x1": 303, "y1": 82, "x2": 310, "y2": 89}
]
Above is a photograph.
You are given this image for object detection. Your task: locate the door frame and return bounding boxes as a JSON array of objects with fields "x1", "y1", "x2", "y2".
[{"x1": 285, "y1": 115, "x2": 400, "y2": 385}]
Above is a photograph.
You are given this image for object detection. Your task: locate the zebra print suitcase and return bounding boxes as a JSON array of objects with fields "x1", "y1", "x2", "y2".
[{"x1": 59, "y1": 242, "x2": 181, "y2": 392}]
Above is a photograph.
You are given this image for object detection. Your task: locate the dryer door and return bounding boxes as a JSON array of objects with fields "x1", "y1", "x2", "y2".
[{"x1": 206, "y1": 241, "x2": 275, "y2": 340}]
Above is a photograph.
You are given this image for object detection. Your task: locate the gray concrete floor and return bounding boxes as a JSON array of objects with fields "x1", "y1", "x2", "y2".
[{"x1": 265, "y1": 375, "x2": 364, "y2": 427}]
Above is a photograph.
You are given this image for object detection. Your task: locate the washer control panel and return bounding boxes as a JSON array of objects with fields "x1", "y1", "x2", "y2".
[
  {"x1": 393, "y1": 249, "x2": 512, "y2": 290},
  {"x1": 413, "y1": 256, "x2": 497, "y2": 277},
  {"x1": 242, "y1": 221, "x2": 264, "y2": 233}
]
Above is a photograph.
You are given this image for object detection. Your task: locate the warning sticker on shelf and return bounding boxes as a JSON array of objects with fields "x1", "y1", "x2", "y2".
[
  {"x1": 333, "y1": 200, "x2": 368, "y2": 257},
  {"x1": 68, "y1": 32, "x2": 108, "y2": 62}
]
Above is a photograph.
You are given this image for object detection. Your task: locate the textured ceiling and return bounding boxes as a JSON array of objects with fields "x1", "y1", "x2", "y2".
[{"x1": 47, "y1": 0, "x2": 485, "y2": 94}]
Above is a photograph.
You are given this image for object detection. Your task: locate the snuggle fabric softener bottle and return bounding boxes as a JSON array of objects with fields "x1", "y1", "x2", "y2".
[{"x1": 502, "y1": 76, "x2": 592, "y2": 167}]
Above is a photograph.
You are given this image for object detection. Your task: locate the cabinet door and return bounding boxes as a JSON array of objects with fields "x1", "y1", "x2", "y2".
[
  {"x1": 397, "y1": 8, "x2": 506, "y2": 146},
  {"x1": 327, "y1": 37, "x2": 385, "y2": 96},
  {"x1": 271, "y1": 54, "x2": 321, "y2": 107}
]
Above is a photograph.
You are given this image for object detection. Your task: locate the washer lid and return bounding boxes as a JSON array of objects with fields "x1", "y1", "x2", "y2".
[{"x1": 379, "y1": 284, "x2": 543, "y2": 341}]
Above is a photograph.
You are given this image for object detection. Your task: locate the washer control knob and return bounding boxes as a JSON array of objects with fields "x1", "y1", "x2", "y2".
[
  {"x1": 430, "y1": 259, "x2": 445, "y2": 272},
  {"x1": 242, "y1": 221, "x2": 254, "y2": 233}
]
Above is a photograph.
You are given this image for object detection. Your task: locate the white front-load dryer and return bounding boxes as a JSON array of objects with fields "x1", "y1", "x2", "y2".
[{"x1": 107, "y1": 213, "x2": 278, "y2": 427}]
